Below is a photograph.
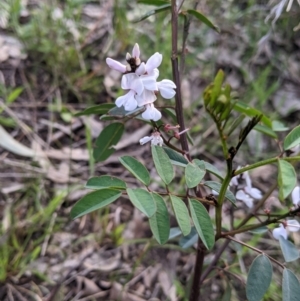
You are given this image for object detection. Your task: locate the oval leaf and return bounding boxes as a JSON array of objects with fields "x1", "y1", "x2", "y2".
[
  {"x1": 201, "y1": 161, "x2": 224, "y2": 180},
  {"x1": 284, "y1": 125, "x2": 300, "y2": 151},
  {"x1": 119, "y1": 156, "x2": 150, "y2": 186},
  {"x1": 152, "y1": 145, "x2": 174, "y2": 185},
  {"x1": 204, "y1": 181, "x2": 236, "y2": 206},
  {"x1": 282, "y1": 269, "x2": 300, "y2": 301},
  {"x1": 127, "y1": 188, "x2": 156, "y2": 218},
  {"x1": 278, "y1": 159, "x2": 297, "y2": 201},
  {"x1": 133, "y1": 4, "x2": 171, "y2": 23},
  {"x1": 233, "y1": 101, "x2": 272, "y2": 128},
  {"x1": 85, "y1": 176, "x2": 126, "y2": 190},
  {"x1": 179, "y1": 227, "x2": 198, "y2": 249},
  {"x1": 170, "y1": 195, "x2": 191, "y2": 236},
  {"x1": 189, "y1": 199, "x2": 214, "y2": 250},
  {"x1": 149, "y1": 193, "x2": 170, "y2": 244},
  {"x1": 71, "y1": 189, "x2": 121, "y2": 219},
  {"x1": 186, "y1": 9, "x2": 219, "y2": 33},
  {"x1": 279, "y1": 236, "x2": 299, "y2": 262},
  {"x1": 163, "y1": 147, "x2": 188, "y2": 167},
  {"x1": 93, "y1": 123, "x2": 124, "y2": 162},
  {"x1": 246, "y1": 254, "x2": 273, "y2": 301},
  {"x1": 185, "y1": 161, "x2": 205, "y2": 188},
  {"x1": 74, "y1": 103, "x2": 115, "y2": 116}
]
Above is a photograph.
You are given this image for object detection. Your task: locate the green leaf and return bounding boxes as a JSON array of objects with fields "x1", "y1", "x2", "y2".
[
  {"x1": 279, "y1": 236, "x2": 299, "y2": 262},
  {"x1": 132, "y1": 4, "x2": 171, "y2": 23},
  {"x1": 169, "y1": 227, "x2": 182, "y2": 239},
  {"x1": 278, "y1": 159, "x2": 297, "y2": 201},
  {"x1": 186, "y1": 9, "x2": 219, "y2": 33},
  {"x1": 210, "y1": 69, "x2": 224, "y2": 106},
  {"x1": 149, "y1": 193, "x2": 170, "y2": 244},
  {"x1": 185, "y1": 161, "x2": 205, "y2": 188},
  {"x1": 93, "y1": 123, "x2": 124, "y2": 162},
  {"x1": 152, "y1": 145, "x2": 174, "y2": 185},
  {"x1": 85, "y1": 176, "x2": 126, "y2": 190},
  {"x1": 119, "y1": 156, "x2": 150, "y2": 186},
  {"x1": 7, "y1": 87, "x2": 23, "y2": 103},
  {"x1": 189, "y1": 199, "x2": 214, "y2": 250},
  {"x1": 170, "y1": 195, "x2": 191, "y2": 236},
  {"x1": 282, "y1": 269, "x2": 300, "y2": 301},
  {"x1": 248, "y1": 226, "x2": 268, "y2": 234},
  {"x1": 108, "y1": 105, "x2": 127, "y2": 116},
  {"x1": 138, "y1": 0, "x2": 169, "y2": 5},
  {"x1": 179, "y1": 227, "x2": 198, "y2": 249},
  {"x1": 221, "y1": 283, "x2": 232, "y2": 301},
  {"x1": 284, "y1": 125, "x2": 300, "y2": 151},
  {"x1": 204, "y1": 181, "x2": 236, "y2": 206},
  {"x1": 254, "y1": 124, "x2": 277, "y2": 139},
  {"x1": 74, "y1": 103, "x2": 115, "y2": 116},
  {"x1": 201, "y1": 161, "x2": 224, "y2": 180},
  {"x1": 162, "y1": 147, "x2": 188, "y2": 167},
  {"x1": 272, "y1": 120, "x2": 289, "y2": 132},
  {"x1": 71, "y1": 189, "x2": 121, "y2": 219},
  {"x1": 246, "y1": 254, "x2": 273, "y2": 301},
  {"x1": 233, "y1": 101, "x2": 272, "y2": 128},
  {"x1": 127, "y1": 188, "x2": 156, "y2": 218}
]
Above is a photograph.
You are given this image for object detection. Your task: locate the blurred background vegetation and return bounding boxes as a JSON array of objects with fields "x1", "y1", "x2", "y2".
[{"x1": 0, "y1": 0, "x2": 300, "y2": 300}]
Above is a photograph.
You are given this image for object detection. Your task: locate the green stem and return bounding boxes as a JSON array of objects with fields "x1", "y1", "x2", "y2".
[
  {"x1": 223, "y1": 206, "x2": 300, "y2": 237},
  {"x1": 215, "y1": 165, "x2": 232, "y2": 238},
  {"x1": 234, "y1": 156, "x2": 300, "y2": 176}
]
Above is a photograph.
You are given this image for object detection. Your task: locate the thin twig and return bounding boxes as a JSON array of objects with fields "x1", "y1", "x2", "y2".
[{"x1": 227, "y1": 236, "x2": 285, "y2": 269}]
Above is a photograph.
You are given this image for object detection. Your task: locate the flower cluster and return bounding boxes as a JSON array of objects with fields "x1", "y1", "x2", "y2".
[
  {"x1": 273, "y1": 219, "x2": 300, "y2": 240},
  {"x1": 139, "y1": 131, "x2": 163, "y2": 146},
  {"x1": 230, "y1": 168, "x2": 262, "y2": 208},
  {"x1": 106, "y1": 43, "x2": 176, "y2": 121}
]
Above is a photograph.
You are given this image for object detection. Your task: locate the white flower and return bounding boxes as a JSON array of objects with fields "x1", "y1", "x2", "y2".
[
  {"x1": 105, "y1": 43, "x2": 176, "y2": 122},
  {"x1": 273, "y1": 220, "x2": 300, "y2": 240},
  {"x1": 140, "y1": 132, "x2": 163, "y2": 146},
  {"x1": 273, "y1": 224, "x2": 288, "y2": 240},
  {"x1": 106, "y1": 43, "x2": 141, "y2": 74},
  {"x1": 292, "y1": 186, "x2": 300, "y2": 206},
  {"x1": 136, "y1": 89, "x2": 157, "y2": 107},
  {"x1": 157, "y1": 80, "x2": 176, "y2": 99},
  {"x1": 142, "y1": 104, "x2": 162, "y2": 121},
  {"x1": 106, "y1": 58, "x2": 127, "y2": 73},
  {"x1": 231, "y1": 167, "x2": 262, "y2": 208},
  {"x1": 145, "y1": 52, "x2": 162, "y2": 73},
  {"x1": 115, "y1": 90, "x2": 137, "y2": 111},
  {"x1": 236, "y1": 190, "x2": 254, "y2": 208}
]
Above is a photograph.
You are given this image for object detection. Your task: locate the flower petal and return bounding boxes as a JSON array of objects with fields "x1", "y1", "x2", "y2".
[
  {"x1": 245, "y1": 187, "x2": 262, "y2": 199},
  {"x1": 145, "y1": 52, "x2": 162, "y2": 73},
  {"x1": 152, "y1": 135, "x2": 163, "y2": 146},
  {"x1": 121, "y1": 74, "x2": 144, "y2": 95},
  {"x1": 115, "y1": 90, "x2": 137, "y2": 111},
  {"x1": 157, "y1": 79, "x2": 176, "y2": 99},
  {"x1": 230, "y1": 176, "x2": 239, "y2": 187},
  {"x1": 142, "y1": 104, "x2": 162, "y2": 121},
  {"x1": 272, "y1": 224, "x2": 287, "y2": 240},
  {"x1": 287, "y1": 220, "x2": 300, "y2": 232},
  {"x1": 236, "y1": 190, "x2": 253, "y2": 208},
  {"x1": 136, "y1": 62, "x2": 146, "y2": 75},
  {"x1": 106, "y1": 58, "x2": 126, "y2": 73},
  {"x1": 136, "y1": 89, "x2": 157, "y2": 107},
  {"x1": 139, "y1": 136, "x2": 153, "y2": 145},
  {"x1": 243, "y1": 171, "x2": 252, "y2": 189},
  {"x1": 292, "y1": 186, "x2": 300, "y2": 206},
  {"x1": 132, "y1": 43, "x2": 140, "y2": 58},
  {"x1": 140, "y1": 74, "x2": 158, "y2": 91}
]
